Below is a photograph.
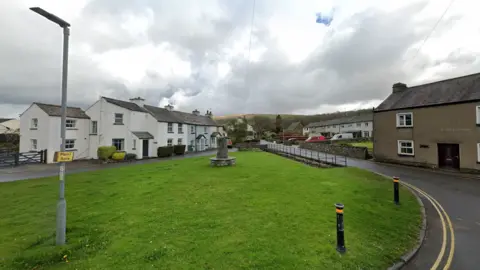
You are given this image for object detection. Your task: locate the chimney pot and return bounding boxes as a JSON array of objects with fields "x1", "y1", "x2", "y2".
[
  {"x1": 392, "y1": 82, "x2": 407, "y2": 93},
  {"x1": 164, "y1": 104, "x2": 174, "y2": 111},
  {"x1": 129, "y1": 97, "x2": 145, "y2": 107},
  {"x1": 192, "y1": 109, "x2": 200, "y2": 116}
]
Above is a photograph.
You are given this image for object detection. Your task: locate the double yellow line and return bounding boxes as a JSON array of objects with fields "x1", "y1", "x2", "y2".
[{"x1": 401, "y1": 181, "x2": 455, "y2": 270}]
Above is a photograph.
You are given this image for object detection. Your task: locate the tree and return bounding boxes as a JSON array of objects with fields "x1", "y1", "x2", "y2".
[
  {"x1": 275, "y1": 114, "x2": 282, "y2": 133},
  {"x1": 251, "y1": 115, "x2": 273, "y2": 137},
  {"x1": 226, "y1": 118, "x2": 248, "y2": 143}
]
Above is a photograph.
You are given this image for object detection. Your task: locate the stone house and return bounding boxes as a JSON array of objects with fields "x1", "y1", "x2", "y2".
[{"x1": 373, "y1": 72, "x2": 480, "y2": 172}]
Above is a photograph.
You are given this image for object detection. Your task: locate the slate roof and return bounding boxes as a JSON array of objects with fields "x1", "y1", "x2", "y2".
[
  {"x1": 104, "y1": 97, "x2": 218, "y2": 126},
  {"x1": 0, "y1": 118, "x2": 13, "y2": 123},
  {"x1": 102, "y1": 97, "x2": 147, "y2": 112},
  {"x1": 307, "y1": 114, "x2": 373, "y2": 127},
  {"x1": 286, "y1": 121, "x2": 303, "y2": 131},
  {"x1": 132, "y1": 131, "x2": 154, "y2": 139},
  {"x1": 35, "y1": 103, "x2": 90, "y2": 119},
  {"x1": 375, "y1": 72, "x2": 480, "y2": 112}
]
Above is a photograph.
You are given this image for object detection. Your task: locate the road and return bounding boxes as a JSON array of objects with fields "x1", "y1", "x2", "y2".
[{"x1": 267, "y1": 143, "x2": 479, "y2": 270}]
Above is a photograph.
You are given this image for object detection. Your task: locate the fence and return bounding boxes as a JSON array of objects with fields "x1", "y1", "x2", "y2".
[
  {"x1": 0, "y1": 149, "x2": 47, "y2": 167},
  {"x1": 265, "y1": 144, "x2": 347, "y2": 167}
]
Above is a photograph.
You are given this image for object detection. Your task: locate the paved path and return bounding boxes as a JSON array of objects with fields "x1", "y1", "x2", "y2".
[
  {"x1": 268, "y1": 144, "x2": 479, "y2": 270},
  {"x1": 0, "y1": 150, "x2": 223, "y2": 183}
]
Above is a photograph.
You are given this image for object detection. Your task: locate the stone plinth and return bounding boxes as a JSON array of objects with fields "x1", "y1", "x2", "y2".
[{"x1": 210, "y1": 156, "x2": 236, "y2": 167}]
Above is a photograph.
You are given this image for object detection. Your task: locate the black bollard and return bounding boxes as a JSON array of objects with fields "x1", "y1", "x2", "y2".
[
  {"x1": 335, "y1": 203, "x2": 346, "y2": 253},
  {"x1": 393, "y1": 177, "x2": 400, "y2": 205}
]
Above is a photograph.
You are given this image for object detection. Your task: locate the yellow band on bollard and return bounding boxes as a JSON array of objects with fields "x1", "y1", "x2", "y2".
[
  {"x1": 336, "y1": 209, "x2": 343, "y2": 214},
  {"x1": 393, "y1": 179, "x2": 399, "y2": 183}
]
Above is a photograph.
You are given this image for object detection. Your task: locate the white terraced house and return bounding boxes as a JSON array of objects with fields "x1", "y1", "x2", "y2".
[
  {"x1": 19, "y1": 97, "x2": 227, "y2": 163},
  {"x1": 306, "y1": 114, "x2": 373, "y2": 138}
]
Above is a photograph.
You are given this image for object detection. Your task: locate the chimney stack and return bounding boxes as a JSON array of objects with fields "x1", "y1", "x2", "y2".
[
  {"x1": 192, "y1": 109, "x2": 200, "y2": 116},
  {"x1": 205, "y1": 110, "x2": 213, "y2": 118},
  {"x1": 392, "y1": 82, "x2": 408, "y2": 93},
  {"x1": 129, "y1": 97, "x2": 145, "y2": 108},
  {"x1": 164, "y1": 104, "x2": 174, "y2": 111}
]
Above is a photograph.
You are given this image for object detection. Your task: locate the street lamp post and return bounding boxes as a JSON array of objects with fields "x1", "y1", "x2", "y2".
[{"x1": 30, "y1": 7, "x2": 70, "y2": 246}]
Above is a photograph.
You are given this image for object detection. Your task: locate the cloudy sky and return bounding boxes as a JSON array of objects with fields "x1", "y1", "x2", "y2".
[{"x1": 1, "y1": 0, "x2": 479, "y2": 117}]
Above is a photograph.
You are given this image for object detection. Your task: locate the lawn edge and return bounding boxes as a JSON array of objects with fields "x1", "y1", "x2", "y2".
[{"x1": 372, "y1": 172, "x2": 427, "y2": 270}]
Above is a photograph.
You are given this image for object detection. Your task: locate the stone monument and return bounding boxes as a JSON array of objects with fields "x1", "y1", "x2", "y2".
[{"x1": 210, "y1": 137, "x2": 236, "y2": 167}]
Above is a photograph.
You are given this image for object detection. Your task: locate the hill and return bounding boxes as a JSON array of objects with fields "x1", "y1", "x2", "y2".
[{"x1": 213, "y1": 109, "x2": 373, "y2": 128}]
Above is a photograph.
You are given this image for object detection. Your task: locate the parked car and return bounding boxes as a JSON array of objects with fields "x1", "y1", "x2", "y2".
[
  {"x1": 330, "y1": 133, "x2": 354, "y2": 141},
  {"x1": 305, "y1": 136, "x2": 326, "y2": 142},
  {"x1": 227, "y1": 138, "x2": 233, "y2": 148}
]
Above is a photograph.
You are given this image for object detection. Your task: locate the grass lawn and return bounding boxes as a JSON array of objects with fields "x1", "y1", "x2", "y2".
[
  {"x1": 350, "y1": 141, "x2": 374, "y2": 151},
  {"x1": 0, "y1": 152, "x2": 421, "y2": 270}
]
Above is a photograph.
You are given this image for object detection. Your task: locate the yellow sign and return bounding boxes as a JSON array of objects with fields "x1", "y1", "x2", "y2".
[{"x1": 54, "y1": 151, "x2": 74, "y2": 162}]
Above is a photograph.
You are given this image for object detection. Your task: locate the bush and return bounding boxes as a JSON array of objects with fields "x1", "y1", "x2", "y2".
[
  {"x1": 112, "y1": 151, "x2": 126, "y2": 161},
  {"x1": 173, "y1": 145, "x2": 186, "y2": 155},
  {"x1": 125, "y1": 153, "x2": 137, "y2": 160},
  {"x1": 157, "y1": 146, "x2": 174, "y2": 157},
  {"x1": 97, "y1": 146, "x2": 116, "y2": 161}
]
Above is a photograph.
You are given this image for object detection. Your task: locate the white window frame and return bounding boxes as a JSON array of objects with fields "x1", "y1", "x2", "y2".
[
  {"x1": 178, "y1": 123, "x2": 183, "y2": 133},
  {"x1": 363, "y1": 131, "x2": 369, "y2": 137},
  {"x1": 114, "y1": 113, "x2": 123, "y2": 124},
  {"x1": 65, "y1": 139, "x2": 75, "y2": 150},
  {"x1": 112, "y1": 138, "x2": 125, "y2": 151},
  {"x1": 397, "y1": 140, "x2": 414, "y2": 156},
  {"x1": 30, "y1": 139, "x2": 37, "y2": 150},
  {"x1": 177, "y1": 138, "x2": 183, "y2": 145},
  {"x1": 356, "y1": 123, "x2": 361, "y2": 127},
  {"x1": 66, "y1": 119, "x2": 76, "y2": 128},
  {"x1": 365, "y1": 122, "x2": 369, "y2": 127},
  {"x1": 477, "y1": 143, "x2": 480, "y2": 162},
  {"x1": 190, "y1": 126, "x2": 195, "y2": 133},
  {"x1": 168, "y1": 123, "x2": 173, "y2": 133},
  {"x1": 204, "y1": 126, "x2": 207, "y2": 133},
  {"x1": 396, "y1": 112, "x2": 413, "y2": 127},
  {"x1": 476, "y1": 106, "x2": 480, "y2": 124},
  {"x1": 167, "y1": 138, "x2": 173, "y2": 146},
  {"x1": 133, "y1": 139, "x2": 136, "y2": 149},
  {"x1": 91, "y1": 121, "x2": 98, "y2": 134},
  {"x1": 31, "y1": 118, "x2": 38, "y2": 128}
]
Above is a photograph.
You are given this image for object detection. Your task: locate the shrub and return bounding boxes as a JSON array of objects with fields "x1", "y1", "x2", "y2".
[
  {"x1": 157, "y1": 146, "x2": 174, "y2": 157},
  {"x1": 97, "y1": 146, "x2": 116, "y2": 161},
  {"x1": 173, "y1": 145, "x2": 186, "y2": 155},
  {"x1": 112, "y1": 151, "x2": 126, "y2": 161},
  {"x1": 125, "y1": 153, "x2": 137, "y2": 160}
]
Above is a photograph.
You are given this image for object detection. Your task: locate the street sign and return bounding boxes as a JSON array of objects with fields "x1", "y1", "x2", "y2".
[{"x1": 54, "y1": 151, "x2": 74, "y2": 162}]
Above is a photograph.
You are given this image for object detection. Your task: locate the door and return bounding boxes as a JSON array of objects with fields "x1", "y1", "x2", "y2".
[
  {"x1": 437, "y1": 143, "x2": 460, "y2": 169},
  {"x1": 142, "y1": 140, "x2": 149, "y2": 157}
]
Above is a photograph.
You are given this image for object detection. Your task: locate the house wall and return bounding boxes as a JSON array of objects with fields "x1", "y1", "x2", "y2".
[
  {"x1": 373, "y1": 102, "x2": 480, "y2": 171},
  {"x1": 19, "y1": 105, "x2": 50, "y2": 154},
  {"x1": 310, "y1": 121, "x2": 373, "y2": 137},
  {"x1": 47, "y1": 117, "x2": 90, "y2": 163},
  {"x1": 157, "y1": 122, "x2": 188, "y2": 150}
]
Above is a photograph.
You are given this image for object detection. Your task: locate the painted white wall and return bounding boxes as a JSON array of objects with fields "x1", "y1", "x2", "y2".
[
  {"x1": 303, "y1": 127, "x2": 310, "y2": 135},
  {"x1": 19, "y1": 104, "x2": 50, "y2": 155},
  {"x1": 0, "y1": 119, "x2": 20, "y2": 134},
  {"x1": 47, "y1": 117, "x2": 90, "y2": 163}
]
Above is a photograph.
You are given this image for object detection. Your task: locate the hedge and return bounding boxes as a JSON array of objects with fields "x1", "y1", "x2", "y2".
[
  {"x1": 112, "y1": 151, "x2": 126, "y2": 161},
  {"x1": 173, "y1": 145, "x2": 186, "y2": 155},
  {"x1": 97, "y1": 146, "x2": 117, "y2": 161},
  {"x1": 125, "y1": 153, "x2": 137, "y2": 160},
  {"x1": 157, "y1": 146, "x2": 174, "y2": 157}
]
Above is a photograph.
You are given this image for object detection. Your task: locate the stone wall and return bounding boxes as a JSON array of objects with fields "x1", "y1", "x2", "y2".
[
  {"x1": 235, "y1": 142, "x2": 267, "y2": 151},
  {"x1": 299, "y1": 142, "x2": 368, "y2": 159}
]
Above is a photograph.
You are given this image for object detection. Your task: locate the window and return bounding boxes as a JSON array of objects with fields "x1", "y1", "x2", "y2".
[
  {"x1": 216, "y1": 126, "x2": 219, "y2": 131},
  {"x1": 178, "y1": 123, "x2": 183, "y2": 133},
  {"x1": 396, "y1": 113, "x2": 413, "y2": 127},
  {"x1": 66, "y1": 119, "x2": 76, "y2": 128},
  {"x1": 30, "y1": 139, "x2": 37, "y2": 150},
  {"x1": 348, "y1": 124, "x2": 352, "y2": 127},
  {"x1": 190, "y1": 140, "x2": 194, "y2": 146},
  {"x1": 167, "y1": 139, "x2": 173, "y2": 146},
  {"x1": 333, "y1": 125, "x2": 336, "y2": 128},
  {"x1": 65, "y1": 139, "x2": 75, "y2": 150},
  {"x1": 133, "y1": 139, "x2": 136, "y2": 149},
  {"x1": 168, "y1": 123, "x2": 173, "y2": 133},
  {"x1": 114, "y1": 113, "x2": 123, "y2": 124},
  {"x1": 477, "y1": 144, "x2": 480, "y2": 162},
  {"x1": 398, "y1": 140, "x2": 414, "y2": 156},
  {"x1": 341, "y1": 125, "x2": 344, "y2": 128},
  {"x1": 112, "y1": 139, "x2": 124, "y2": 150},
  {"x1": 91, "y1": 121, "x2": 98, "y2": 134},
  {"x1": 177, "y1": 138, "x2": 183, "y2": 145},
  {"x1": 363, "y1": 131, "x2": 369, "y2": 137},
  {"x1": 477, "y1": 106, "x2": 480, "y2": 124},
  {"x1": 31, "y1": 118, "x2": 38, "y2": 128},
  {"x1": 204, "y1": 127, "x2": 207, "y2": 133},
  {"x1": 190, "y1": 126, "x2": 195, "y2": 133},
  {"x1": 364, "y1": 122, "x2": 369, "y2": 127},
  {"x1": 356, "y1": 123, "x2": 361, "y2": 127}
]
